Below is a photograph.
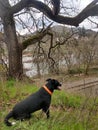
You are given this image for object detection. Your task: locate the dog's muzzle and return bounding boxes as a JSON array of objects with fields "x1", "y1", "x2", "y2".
[{"x1": 57, "y1": 84, "x2": 62, "y2": 90}]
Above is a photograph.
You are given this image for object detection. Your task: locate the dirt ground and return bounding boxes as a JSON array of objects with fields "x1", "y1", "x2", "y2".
[{"x1": 63, "y1": 76, "x2": 98, "y2": 96}]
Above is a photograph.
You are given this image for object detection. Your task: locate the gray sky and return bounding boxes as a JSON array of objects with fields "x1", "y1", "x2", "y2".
[
  {"x1": 78, "y1": 0, "x2": 98, "y2": 31},
  {"x1": 77, "y1": 0, "x2": 93, "y2": 9},
  {"x1": 18, "y1": 0, "x2": 98, "y2": 34},
  {"x1": 61, "y1": 0, "x2": 97, "y2": 29}
]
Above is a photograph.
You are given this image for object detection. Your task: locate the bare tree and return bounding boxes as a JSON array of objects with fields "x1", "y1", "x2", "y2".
[
  {"x1": 79, "y1": 34, "x2": 98, "y2": 75},
  {"x1": 0, "y1": 0, "x2": 98, "y2": 79},
  {"x1": 0, "y1": 41, "x2": 8, "y2": 77}
]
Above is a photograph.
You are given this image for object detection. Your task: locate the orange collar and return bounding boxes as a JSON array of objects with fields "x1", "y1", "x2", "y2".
[{"x1": 43, "y1": 86, "x2": 52, "y2": 95}]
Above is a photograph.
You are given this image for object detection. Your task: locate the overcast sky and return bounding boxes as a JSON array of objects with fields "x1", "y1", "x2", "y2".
[
  {"x1": 77, "y1": 0, "x2": 98, "y2": 30},
  {"x1": 61, "y1": 0, "x2": 97, "y2": 29},
  {"x1": 77, "y1": 0, "x2": 93, "y2": 9},
  {"x1": 17, "y1": 0, "x2": 98, "y2": 34}
]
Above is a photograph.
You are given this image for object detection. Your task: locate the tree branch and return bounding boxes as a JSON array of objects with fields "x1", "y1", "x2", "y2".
[
  {"x1": 11, "y1": 0, "x2": 98, "y2": 27},
  {"x1": 22, "y1": 23, "x2": 52, "y2": 50},
  {"x1": 75, "y1": 0, "x2": 98, "y2": 24}
]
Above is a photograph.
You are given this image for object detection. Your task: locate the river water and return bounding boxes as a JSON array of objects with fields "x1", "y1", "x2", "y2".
[
  {"x1": 23, "y1": 56, "x2": 37, "y2": 77},
  {"x1": 23, "y1": 55, "x2": 48, "y2": 77}
]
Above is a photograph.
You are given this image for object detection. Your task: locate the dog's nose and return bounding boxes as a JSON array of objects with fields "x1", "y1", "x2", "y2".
[{"x1": 59, "y1": 83, "x2": 62, "y2": 86}]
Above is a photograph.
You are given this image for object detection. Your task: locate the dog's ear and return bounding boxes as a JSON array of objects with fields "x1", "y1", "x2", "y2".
[{"x1": 46, "y1": 78, "x2": 51, "y2": 82}]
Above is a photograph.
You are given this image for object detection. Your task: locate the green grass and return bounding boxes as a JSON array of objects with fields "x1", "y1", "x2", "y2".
[{"x1": 0, "y1": 80, "x2": 98, "y2": 130}]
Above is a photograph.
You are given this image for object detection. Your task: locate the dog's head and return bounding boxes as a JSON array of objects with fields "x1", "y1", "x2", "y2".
[{"x1": 46, "y1": 78, "x2": 62, "y2": 91}]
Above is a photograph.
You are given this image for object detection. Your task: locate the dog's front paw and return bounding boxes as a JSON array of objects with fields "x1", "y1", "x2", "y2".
[{"x1": 12, "y1": 122, "x2": 16, "y2": 125}]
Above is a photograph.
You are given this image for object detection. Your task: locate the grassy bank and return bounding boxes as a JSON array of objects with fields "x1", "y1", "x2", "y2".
[{"x1": 0, "y1": 80, "x2": 98, "y2": 130}]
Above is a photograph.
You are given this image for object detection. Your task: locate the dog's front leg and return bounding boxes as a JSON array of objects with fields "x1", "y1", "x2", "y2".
[
  {"x1": 46, "y1": 109, "x2": 50, "y2": 118},
  {"x1": 42, "y1": 107, "x2": 50, "y2": 118}
]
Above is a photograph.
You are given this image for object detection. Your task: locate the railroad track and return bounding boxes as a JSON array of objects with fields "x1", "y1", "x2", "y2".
[{"x1": 66, "y1": 80, "x2": 98, "y2": 91}]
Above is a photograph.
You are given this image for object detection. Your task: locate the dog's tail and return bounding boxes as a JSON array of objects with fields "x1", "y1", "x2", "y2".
[{"x1": 4, "y1": 111, "x2": 13, "y2": 126}]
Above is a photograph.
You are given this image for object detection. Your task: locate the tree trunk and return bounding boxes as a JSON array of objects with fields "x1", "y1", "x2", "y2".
[{"x1": 3, "y1": 15, "x2": 23, "y2": 79}]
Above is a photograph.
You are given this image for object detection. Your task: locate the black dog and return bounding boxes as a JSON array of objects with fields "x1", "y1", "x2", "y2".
[{"x1": 4, "y1": 78, "x2": 61, "y2": 126}]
